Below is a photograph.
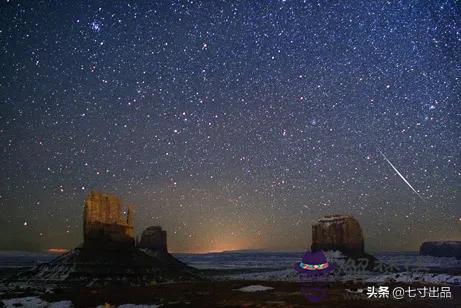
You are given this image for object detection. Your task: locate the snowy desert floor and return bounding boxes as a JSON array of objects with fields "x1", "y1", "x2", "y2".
[
  {"x1": 1, "y1": 281, "x2": 460, "y2": 307},
  {"x1": 0, "y1": 250, "x2": 460, "y2": 307},
  {"x1": 176, "y1": 250, "x2": 461, "y2": 285}
]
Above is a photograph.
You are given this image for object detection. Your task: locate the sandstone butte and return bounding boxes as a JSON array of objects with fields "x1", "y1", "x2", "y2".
[
  {"x1": 6, "y1": 191, "x2": 200, "y2": 286},
  {"x1": 311, "y1": 214, "x2": 377, "y2": 268},
  {"x1": 83, "y1": 191, "x2": 135, "y2": 249},
  {"x1": 311, "y1": 214, "x2": 365, "y2": 255}
]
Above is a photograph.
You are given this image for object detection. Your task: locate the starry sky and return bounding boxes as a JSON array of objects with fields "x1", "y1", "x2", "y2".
[{"x1": 1, "y1": 1, "x2": 460, "y2": 253}]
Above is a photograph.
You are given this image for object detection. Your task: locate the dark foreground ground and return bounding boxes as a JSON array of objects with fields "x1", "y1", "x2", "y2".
[{"x1": 2, "y1": 280, "x2": 460, "y2": 307}]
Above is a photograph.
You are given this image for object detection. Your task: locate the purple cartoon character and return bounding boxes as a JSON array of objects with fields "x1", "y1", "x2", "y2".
[{"x1": 294, "y1": 250, "x2": 335, "y2": 303}]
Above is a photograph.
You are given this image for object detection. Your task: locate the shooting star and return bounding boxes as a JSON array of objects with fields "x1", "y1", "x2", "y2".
[{"x1": 377, "y1": 148, "x2": 424, "y2": 201}]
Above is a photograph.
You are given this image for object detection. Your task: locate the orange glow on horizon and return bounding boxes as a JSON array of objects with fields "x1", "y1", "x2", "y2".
[
  {"x1": 47, "y1": 248, "x2": 69, "y2": 254},
  {"x1": 171, "y1": 247, "x2": 244, "y2": 254}
]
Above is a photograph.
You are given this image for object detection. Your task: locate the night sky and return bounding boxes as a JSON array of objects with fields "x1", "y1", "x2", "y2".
[{"x1": 1, "y1": 1, "x2": 460, "y2": 253}]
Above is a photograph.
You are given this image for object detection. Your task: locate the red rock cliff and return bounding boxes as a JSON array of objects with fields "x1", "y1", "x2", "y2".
[
  {"x1": 83, "y1": 191, "x2": 134, "y2": 248},
  {"x1": 138, "y1": 226, "x2": 167, "y2": 252},
  {"x1": 311, "y1": 214, "x2": 364, "y2": 254}
]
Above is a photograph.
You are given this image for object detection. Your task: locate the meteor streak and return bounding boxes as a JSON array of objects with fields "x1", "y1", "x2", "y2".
[{"x1": 377, "y1": 148, "x2": 424, "y2": 201}]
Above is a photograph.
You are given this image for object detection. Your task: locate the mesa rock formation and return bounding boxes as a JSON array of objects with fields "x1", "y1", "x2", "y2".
[
  {"x1": 83, "y1": 191, "x2": 135, "y2": 249},
  {"x1": 312, "y1": 214, "x2": 364, "y2": 254},
  {"x1": 138, "y1": 226, "x2": 167, "y2": 252},
  {"x1": 138, "y1": 226, "x2": 191, "y2": 269},
  {"x1": 311, "y1": 214, "x2": 376, "y2": 267},
  {"x1": 8, "y1": 191, "x2": 200, "y2": 286},
  {"x1": 420, "y1": 241, "x2": 461, "y2": 259}
]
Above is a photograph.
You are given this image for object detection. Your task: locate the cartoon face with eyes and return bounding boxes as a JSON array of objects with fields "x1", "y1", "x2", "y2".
[
  {"x1": 299, "y1": 261, "x2": 329, "y2": 270},
  {"x1": 294, "y1": 250, "x2": 336, "y2": 303},
  {"x1": 294, "y1": 250, "x2": 334, "y2": 275}
]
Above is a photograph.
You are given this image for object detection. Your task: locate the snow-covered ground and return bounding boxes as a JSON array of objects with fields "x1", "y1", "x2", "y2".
[
  {"x1": 0, "y1": 250, "x2": 458, "y2": 307},
  {"x1": 2, "y1": 296, "x2": 72, "y2": 308},
  {"x1": 234, "y1": 285, "x2": 274, "y2": 292},
  {"x1": 175, "y1": 250, "x2": 461, "y2": 285},
  {"x1": 1, "y1": 298, "x2": 161, "y2": 308},
  {"x1": 0, "y1": 250, "x2": 459, "y2": 286},
  {"x1": 175, "y1": 250, "x2": 461, "y2": 271},
  {"x1": 375, "y1": 251, "x2": 461, "y2": 270},
  {"x1": 175, "y1": 251, "x2": 304, "y2": 270},
  {"x1": 0, "y1": 251, "x2": 55, "y2": 268}
]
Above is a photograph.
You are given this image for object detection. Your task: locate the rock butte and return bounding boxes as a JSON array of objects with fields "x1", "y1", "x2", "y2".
[
  {"x1": 311, "y1": 214, "x2": 365, "y2": 255},
  {"x1": 420, "y1": 241, "x2": 461, "y2": 259},
  {"x1": 83, "y1": 191, "x2": 135, "y2": 249},
  {"x1": 138, "y1": 226, "x2": 167, "y2": 252},
  {"x1": 311, "y1": 214, "x2": 377, "y2": 267},
  {"x1": 7, "y1": 191, "x2": 200, "y2": 286}
]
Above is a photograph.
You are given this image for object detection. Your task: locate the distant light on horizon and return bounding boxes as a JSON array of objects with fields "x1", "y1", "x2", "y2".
[{"x1": 48, "y1": 248, "x2": 69, "y2": 254}]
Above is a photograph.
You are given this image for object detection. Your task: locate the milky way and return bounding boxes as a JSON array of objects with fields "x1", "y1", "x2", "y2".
[{"x1": 0, "y1": 1, "x2": 459, "y2": 252}]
